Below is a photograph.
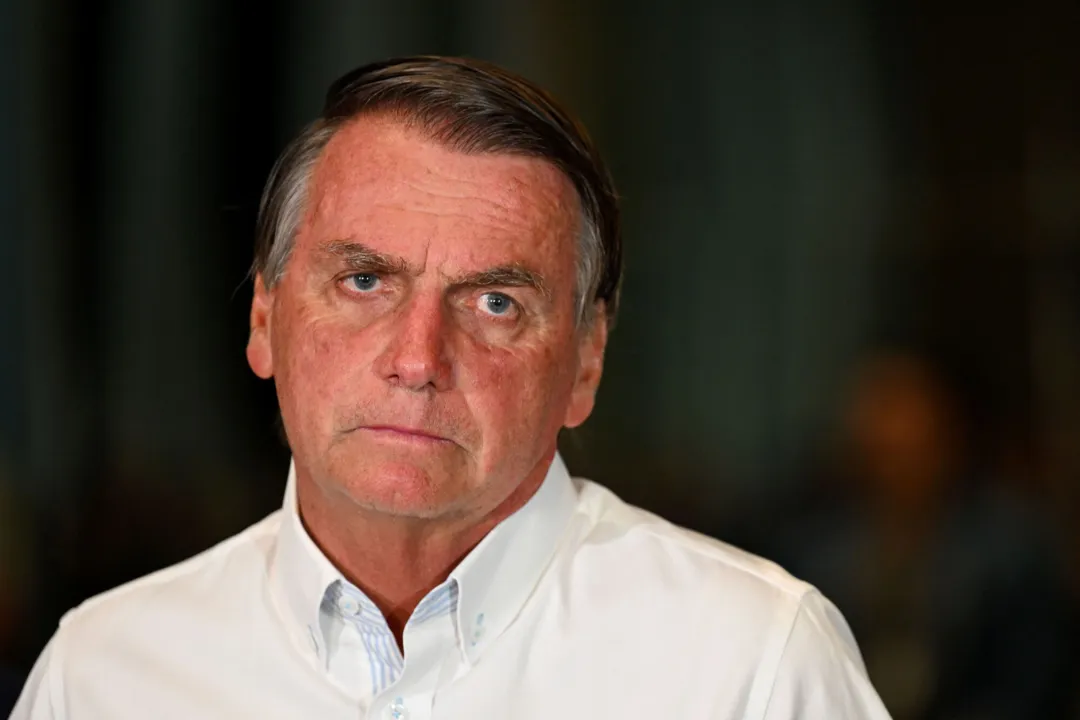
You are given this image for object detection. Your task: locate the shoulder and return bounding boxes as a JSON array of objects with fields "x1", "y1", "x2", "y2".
[
  {"x1": 570, "y1": 479, "x2": 813, "y2": 614},
  {"x1": 12, "y1": 511, "x2": 284, "y2": 719},
  {"x1": 551, "y1": 479, "x2": 892, "y2": 717},
  {"x1": 67, "y1": 510, "x2": 281, "y2": 622},
  {"x1": 562, "y1": 480, "x2": 890, "y2": 718},
  {"x1": 561, "y1": 479, "x2": 816, "y2": 661},
  {"x1": 53, "y1": 510, "x2": 282, "y2": 660}
]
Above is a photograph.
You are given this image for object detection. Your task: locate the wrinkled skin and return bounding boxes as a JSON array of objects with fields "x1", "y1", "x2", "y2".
[{"x1": 247, "y1": 115, "x2": 607, "y2": 533}]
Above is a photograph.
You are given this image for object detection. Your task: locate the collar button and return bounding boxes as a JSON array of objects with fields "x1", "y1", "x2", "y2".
[
  {"x1": 336, "y1": 595, "x2": 360, "y2": 616},
  {"x1": 388, "y1": 697, "x2": 408, "y2": 720}
]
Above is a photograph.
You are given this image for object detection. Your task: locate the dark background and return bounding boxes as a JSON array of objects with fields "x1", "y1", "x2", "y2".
[{"x1": 1, "y1": 1, "x2": 1078, "y2": 718}]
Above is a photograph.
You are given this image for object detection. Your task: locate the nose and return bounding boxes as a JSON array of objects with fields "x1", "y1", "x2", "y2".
[{"x1": 373, "y1": 292, "x2": 453, "y2": 392}]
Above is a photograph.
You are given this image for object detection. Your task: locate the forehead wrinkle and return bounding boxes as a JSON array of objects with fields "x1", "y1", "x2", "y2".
[
  {"x1": 313, "y1": 169, "x2": 567, "y2": 262},
  {"x1": 383, "y1": 172, "x2": 566, "y2": 238},
  {"x1": 324, "y1": 119, "x2": 574, "y2": 224},
  {"x1": 368, "y1": 199, "x2": 543, "y2": 243},
  {"x1": 306, "y1": 115, "x2": 582, "y2": 288}
]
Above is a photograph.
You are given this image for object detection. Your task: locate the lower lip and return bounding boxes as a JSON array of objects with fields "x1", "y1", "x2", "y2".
[{"x1": 360, "y1": 427, "x2": 451, "y2": 445}]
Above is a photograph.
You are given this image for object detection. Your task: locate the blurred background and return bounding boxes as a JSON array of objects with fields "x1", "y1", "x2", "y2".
[{"x1": 1, "y1": 0, "x2": 1079, "y2": 717}]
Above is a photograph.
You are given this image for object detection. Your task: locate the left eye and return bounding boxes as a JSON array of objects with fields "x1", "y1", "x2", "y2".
[
  {"x1": 344, "y1": 273, "x2": 380, "y2": 292},
  {"x1": 479, "y1": 292, "x2": 515, "y2": 316}
]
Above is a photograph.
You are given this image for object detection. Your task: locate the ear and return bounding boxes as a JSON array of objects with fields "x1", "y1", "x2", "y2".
[
  {"x1": 246, "y1": 273, "x2": 275, "y2": 379},
  {"x1": 563, "y1": 302, "x2": 608, "y2": 429}
]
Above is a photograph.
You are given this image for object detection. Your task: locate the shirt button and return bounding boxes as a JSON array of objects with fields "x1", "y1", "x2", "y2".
[
  {"x1": 336, "y1": 595, "x2": 360, "y2": 616},
  {"x1": 471, "y1": 612, "x2": 486, "y2": 646},
  {"x1": 388, "y1": 697, "x2": 408, "y2": 720}
]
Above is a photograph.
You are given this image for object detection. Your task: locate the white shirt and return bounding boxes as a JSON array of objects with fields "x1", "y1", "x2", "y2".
[{"x1": 11, "y1": 455, "x2": 891, "y2": 719}]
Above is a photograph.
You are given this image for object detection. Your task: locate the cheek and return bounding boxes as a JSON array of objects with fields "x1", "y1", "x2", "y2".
[
  {"x1": 274, "y1": 306, "x2": 371, "y2": 423},
  {"x1": 458, "y1": 341, "x2": 576, "y2": 442}
]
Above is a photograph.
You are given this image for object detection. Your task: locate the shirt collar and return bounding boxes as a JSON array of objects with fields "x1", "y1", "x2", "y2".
[
  {"x1": 450, "y1": 453, "x2": 577, "y2": 665},
  {"x1": 268, "y1": 461, "x2": 347, "y2": 660},
  {"x1": 269, "y1": 453, "x2": 578, "y2": 665}
]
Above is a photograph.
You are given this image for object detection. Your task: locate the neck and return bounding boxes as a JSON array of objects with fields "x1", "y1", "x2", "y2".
[{"x1": 295, "y1": 458, "x2": 550, "y2": 644}]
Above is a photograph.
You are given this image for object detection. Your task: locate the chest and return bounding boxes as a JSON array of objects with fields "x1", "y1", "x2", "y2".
[{"x1": 64, "y1": 617, "x2": 756, "y2": 720}]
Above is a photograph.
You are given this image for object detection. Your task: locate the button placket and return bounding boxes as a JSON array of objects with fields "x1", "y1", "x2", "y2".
[{"x1": 373, "y1": 604, "x2": 459, "y2": 720}]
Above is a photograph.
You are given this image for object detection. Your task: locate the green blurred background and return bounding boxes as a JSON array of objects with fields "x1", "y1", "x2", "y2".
[{"x1": 1, "y1": 0, "x2": 1078, "y2": 717}]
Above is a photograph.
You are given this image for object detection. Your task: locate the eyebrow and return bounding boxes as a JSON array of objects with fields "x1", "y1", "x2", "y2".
[
  {"x1": 320, "y1": 240, "x2": 550, "y2": 298},
  {"x1": 449, "y1": 264, "x2": 550, "y2": 299},
  {"x1": 320, "y1": 240, "x2": 411, "y2": 275}
]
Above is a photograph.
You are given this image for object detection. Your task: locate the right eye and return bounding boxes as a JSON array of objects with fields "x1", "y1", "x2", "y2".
[{"x1": 343, "y1": 273, "x2": 380, "y2": 293}]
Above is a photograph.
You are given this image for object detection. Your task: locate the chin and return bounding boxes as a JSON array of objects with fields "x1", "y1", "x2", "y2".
[{"x1": 326, "y1": 449, "x2": 473, "y2": 519}]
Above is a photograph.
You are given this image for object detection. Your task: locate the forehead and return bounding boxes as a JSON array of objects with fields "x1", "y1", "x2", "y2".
[{"x1": 301, "y1": 115, "x2": 581, "y2": 263}]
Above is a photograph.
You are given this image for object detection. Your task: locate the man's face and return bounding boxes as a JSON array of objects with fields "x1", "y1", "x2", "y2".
[{"x1": 247, "y1": 116, "x2": 606, "y2": 521}]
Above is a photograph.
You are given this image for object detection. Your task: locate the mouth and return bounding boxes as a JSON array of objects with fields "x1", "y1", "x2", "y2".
[{"x1": 358, "y1": 425, "x2": 455, "y2": 446}]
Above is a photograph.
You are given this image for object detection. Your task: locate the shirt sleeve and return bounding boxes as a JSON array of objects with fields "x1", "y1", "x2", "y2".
[
  {"x1": 761, "y1": 590, "x2": 892, "y2": 720},
  {"x1": 9, "y1": 634, "x2": 61, "y2": 720}
]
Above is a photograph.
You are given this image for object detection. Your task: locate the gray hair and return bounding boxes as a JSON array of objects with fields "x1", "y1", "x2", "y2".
[{"x1": 254, "y1": 56, "x2": 621, "y2": 329}]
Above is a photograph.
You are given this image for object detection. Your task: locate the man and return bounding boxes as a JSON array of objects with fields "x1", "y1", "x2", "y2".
[{"x1": 12, "y1": 56, "x2": 890, "y2": 719}]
